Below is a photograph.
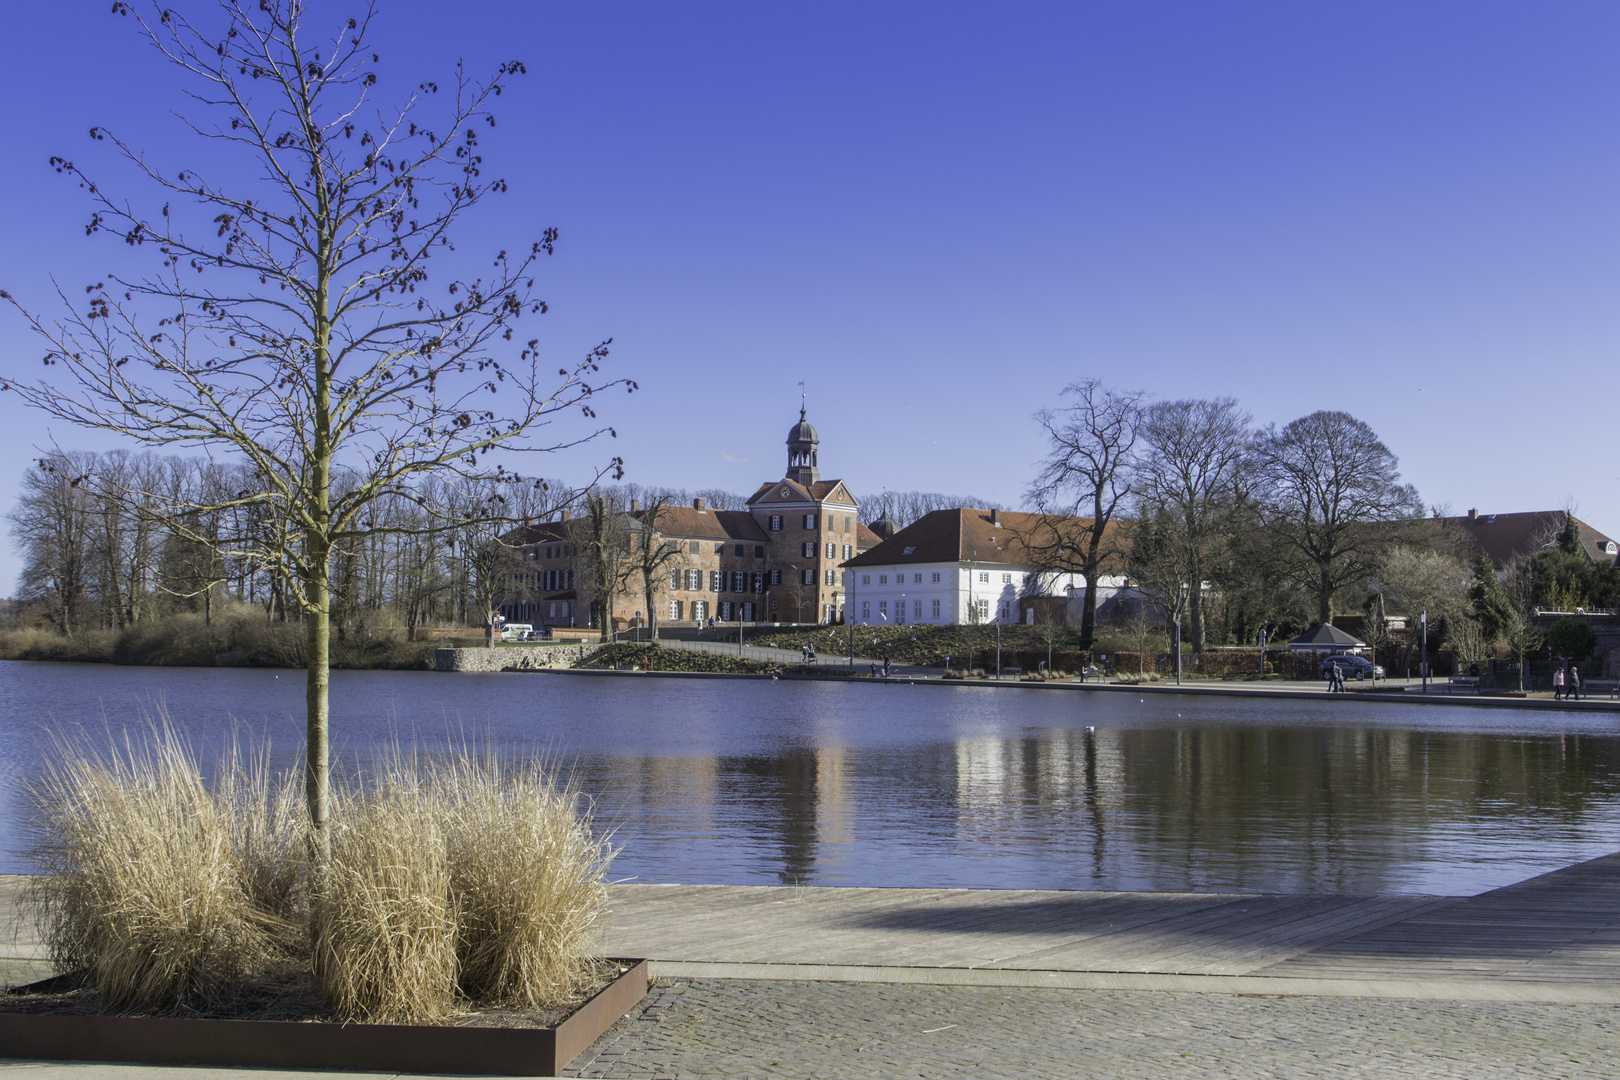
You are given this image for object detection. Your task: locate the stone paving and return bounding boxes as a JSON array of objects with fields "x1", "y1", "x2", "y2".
[{"x1": 565, "y1": 977, "x2": 1620, "y2": 1079}]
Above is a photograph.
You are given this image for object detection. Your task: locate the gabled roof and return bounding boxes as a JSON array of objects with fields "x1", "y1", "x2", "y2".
[
  {"x1": 501, "y1": 521, "x2": 570, "y2": 546},
  {"x1": 635, "y1": 505, "x2": 769, "y2": 542},
  {"x1": 1441, "y1": 511, "x2": 1620, "y2": 570},
  {"x1": 843, "y1": 508, "x2": 1125, "y2": 570},
  {"x1": 747, "y1": 477, "x2": 858, "y2": 507},
  {"x1": 1289, "y1": 623, "x2": 1365, "y2": 648}
]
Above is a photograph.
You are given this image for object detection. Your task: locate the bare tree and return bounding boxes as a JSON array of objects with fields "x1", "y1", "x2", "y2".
[
  {"x1": 8, "y1": 453, "x2": 95, "y2": 635},
  {"x1": 860, "y1": 491, "x2": 1006, "y2": 530},
  {"x1": 629, "y1": 496, "x2": 686, "y2": 641},
  {"x1": 1025, "y1": 379, "x2": 1142, "y2": 649},
  {"x1": 1, "y1": 1, "x2": 628, "y2": 858},
  {"x1": 568, "y1": 491, "x2": 635, "y2": 642},
  {"x1": 1257, "y1": 411, "x2": 1422, "y2": 627},
  {"x1": 1133, "y1": 397, "x2": 1252, "y2": 653}
]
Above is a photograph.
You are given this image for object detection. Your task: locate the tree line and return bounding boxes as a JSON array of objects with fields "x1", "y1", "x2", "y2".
[{"x1": 1026, "y1": 380, "x2": 1620, "y2": 663}]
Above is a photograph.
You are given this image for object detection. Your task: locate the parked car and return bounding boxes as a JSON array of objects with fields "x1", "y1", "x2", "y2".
[{"x1": 1321, "y1": 654, "x2": 1384, "y2": 680}]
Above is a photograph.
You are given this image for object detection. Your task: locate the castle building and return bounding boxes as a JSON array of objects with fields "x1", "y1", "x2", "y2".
[{"x1": 498, "y1": 406, "x2": 880, "y2": 630}]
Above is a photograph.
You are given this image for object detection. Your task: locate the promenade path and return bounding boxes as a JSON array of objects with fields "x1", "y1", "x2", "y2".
[
  {"x1": 599, "y1": 852, "x2": 1620, "y2": 1003},
  {"x1": 6, "y1": 856, "x2": 1620, "y2": 1076}
]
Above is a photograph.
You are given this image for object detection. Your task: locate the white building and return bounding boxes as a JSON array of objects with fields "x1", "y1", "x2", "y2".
[{"x1": 841, "y1": 508, "x2": 1125, "y2": 626}]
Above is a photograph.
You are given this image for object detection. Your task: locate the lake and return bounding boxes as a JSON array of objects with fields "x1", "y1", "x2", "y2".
[{"x1": 2, "y1": 662, "x2": 1617, "y2": 895}]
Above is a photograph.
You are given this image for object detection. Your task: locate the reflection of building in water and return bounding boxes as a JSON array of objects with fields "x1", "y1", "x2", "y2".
[
  {"x1": 596, "y1": 754, "x2": 719, "y2": 841},
  {"x1": 715, "y1": 745, "x2": 858, "y2": 884},
  {"x1": 814, "y1": 745, "x2": 855, "y2": 874}
]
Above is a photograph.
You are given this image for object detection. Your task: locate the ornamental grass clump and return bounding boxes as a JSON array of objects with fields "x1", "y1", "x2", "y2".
[
  {"x1": 26, "y1": 725, "x2": 303, "y2": 1012},
  {"x1": 313, "y1": 762, "x2": 460, "y2": 1024},
  {"x1": 439, "y1": 752, "x2": 614, "y2": 1008},
  {"x1": 27, "y1": 727, "x2": 613, "y2": 1025}
]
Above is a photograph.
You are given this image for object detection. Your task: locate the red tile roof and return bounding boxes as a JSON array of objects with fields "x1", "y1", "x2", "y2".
[
  {"x1": 844, "y1": 508, "x2": 1125, "y2": 570},
  {"x1": 1442, "y1": 511, "x2": 1619, "y2": 570},
  {"x1": 634, "y1": 505, "x2": 770, "y2": 542}
]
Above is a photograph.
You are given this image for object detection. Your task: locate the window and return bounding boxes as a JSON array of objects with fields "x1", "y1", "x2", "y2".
[
  {"x1": 843, "y1": 516, "x2": 850, "y2": 534},
  {"x1": 932, "y1": 599, "x2": 941, "y2": 619},
  {"x1": 1000, "y1": 602, "x2": 1010, "y2": 620},
  {"x1": 549, "y1": 601, "x2": 557, "y2": 618},
  {"x1": 564, "y1": 570, "x2": 574, "y2": 589},
  {"x1": 709, "y1": 570, "x2": 722, "y2": 592},
  {"x1": 879, "y1": 600, "x2": 888, "y2": 619},
  {"x1": 754, "y1": 544, "x2": 765, "y2": 558},
  {"x1": 861, "y1": 601, "x2": 870, "y2": 620},
  {"x1": 770, "y1": 569, "x2": 782, "y2": 586},
  {"x1": 861, "y1": 575, "x2": 870, "y2": 585},
  {"x1": 896, "y1": 602, "x2": 905, "y2": 625},
  {"x1": 735, "y1": 544, "x2": 745, "y2": 557},
  {"x1": 879, "y1": 574, "x2": 888, "y2": 585},
  {"x1": 802, "y1": 569, "x2": 815, "y2": 585},
  {"x1": 826, "y1": 542, "x2": 836, "y2": 559},
  {"x1": 714, "y1": 542, "x2": 725, "y2": 555},
  {"x1": 719, "y1": 602, "x2": 733, "y2": 621},
  {"x1": 843, "y1": 544, "x2": 852, "y2": 559},
  {"x1": 691, "y1": 601, "x2": 708, "y2": 622},
  {"x1": 741, "y1": 602, "x2": 755, "y2": 621},
  {"x1": 669, "y1": 568, "x2": 681, "y2": 590},
  {"x1": 978, "y1": 572, "x2": 989, "y2": 583},
  {"x1": 932, "y1": 572, "x2": 941, "y2": 583},
  {"x1": 689, "y1": 540, "x2": 700, "y2": 555},
  {"x1": 976, "y1": 599, "x2": 989, "y2": 619},
  {"x1": 803, "y1": 513, "x2": 816, "y2": 530},
  {"x1": 825, "y1": 570, "x2": 835, "y2": 586},
  {"x1": 666, "y1": 540, "x2": 679, "y2": 553},
  {"x1": 913, "y1": 600, "x2": 922, "y2": 618},
  {"x1": 752, "y1": 572, "x2": 764, "y2": 593},
  {"x1": 1002, "y1": 573, "x2": 1012, "y2": 584},
  {"x1": 685, "y1": 568, "x2": 702, "y2": 590},
  {"x1": 770, "y1": 515, "x2": 782, "y2": 531},
  {"x1": 669, "y1": 600, "x2": 682, "y2": 620},
  {"x1": 803, "y1": 542, "x2": 816, "y2": 558},
  {"x1": 560, "y1": 601, "x2": 571, "y2": 617},
  {"x1": 914, "y1": 573, "x2": 923, "y2": 584},
  {"x1": 732, "y1": 571, "x2": 746, "y2": 593},
  {"x1": 545, "y1": 570, "x2": 556, "y2": 590}
]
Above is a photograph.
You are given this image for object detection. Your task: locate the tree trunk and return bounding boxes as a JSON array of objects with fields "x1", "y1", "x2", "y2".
[
  {"x1": 303, "y1": 547, "x2": 331, "y2": 869},
  {"x1": 1188, "y1": 585, "x2": 1207, "y2": 653},
  {"x1": 1317, "y1": 567, "x2": 1333, "y2": 626}
]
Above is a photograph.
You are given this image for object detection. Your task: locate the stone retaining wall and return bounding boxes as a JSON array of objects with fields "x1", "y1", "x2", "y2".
[{"x1": 434, "y1": 644, "x2": 604, "y2": 672}]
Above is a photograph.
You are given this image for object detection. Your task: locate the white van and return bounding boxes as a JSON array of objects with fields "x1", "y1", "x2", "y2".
[{"x1": 499, "y1": 623, "x2": 534, "y2": 641}]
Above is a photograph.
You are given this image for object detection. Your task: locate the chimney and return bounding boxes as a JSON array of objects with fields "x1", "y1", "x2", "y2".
[
  {"x1": 631, "y1": 499, "x2": 640, "y2": 512},
  {"x1": 990, "y1": 508, "x2": 1001, "y2": 526},
  {"x1": 1468, "y1": 508, "x2": 1478, "y2": 520},
  {"x1": 559, "y1": 509, "x2": 571, "y2": 521},
  {"x1": 694, "y1": 497, "x2": 707, "y2": 512}
]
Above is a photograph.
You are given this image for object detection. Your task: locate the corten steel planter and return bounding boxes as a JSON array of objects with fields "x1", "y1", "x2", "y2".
[{"x1": 0, "y1": 958, "x2": 647, "y2": 1077}]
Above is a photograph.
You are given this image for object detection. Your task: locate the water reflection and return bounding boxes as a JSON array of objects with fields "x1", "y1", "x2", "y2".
[{"x1": 2, "y1": 662, "x2": 1618, "y2": 895}]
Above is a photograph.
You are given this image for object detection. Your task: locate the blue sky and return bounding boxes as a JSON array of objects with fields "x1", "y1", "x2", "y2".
[{"x1": 1, "y1": 2, "x2": 1616, "y2": 590}]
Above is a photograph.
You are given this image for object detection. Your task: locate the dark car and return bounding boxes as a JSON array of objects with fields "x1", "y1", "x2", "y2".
[{"x1": 1321, "y1": 654, "x2": 1384, "y2": 680}]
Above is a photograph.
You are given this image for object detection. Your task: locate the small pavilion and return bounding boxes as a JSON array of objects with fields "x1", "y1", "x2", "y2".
[{"x1": 1288, "y1": 623, "x2": 1367, "y2": 657}]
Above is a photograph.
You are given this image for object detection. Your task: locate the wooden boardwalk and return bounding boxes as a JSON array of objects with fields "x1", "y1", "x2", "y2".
[{"x1": 599, "y1": 853, "x2": 1620, "y2": 1000}]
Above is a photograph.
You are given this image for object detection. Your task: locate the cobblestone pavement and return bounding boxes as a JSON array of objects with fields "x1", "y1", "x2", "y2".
[{"x1": 564, "y1": 978, "x2": 1620, "y2": 1079}]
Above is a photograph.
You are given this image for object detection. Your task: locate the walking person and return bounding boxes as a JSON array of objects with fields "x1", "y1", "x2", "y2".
[
  {"x1": 882, "y1": 654, "x2": 891, "y2": 678},
  {"x1": 1570, "y1": 666, "x2": 1582, "y2": 701},
  {"x1": 1553, "y1": 665, "x2": 1565, "y2": 700}
]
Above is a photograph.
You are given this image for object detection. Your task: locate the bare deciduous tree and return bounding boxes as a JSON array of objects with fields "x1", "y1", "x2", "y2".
[
  {"x1": 1026, "y1": 379, "x2": 1142, "y2": 649},
  {"x1": 1257, "y1": 411, "x2": 1422, "y2": 627},
  {"x1": 1133, "y1": 397, "x2": 1252, "y2": 653},
  {"x1": 1, "y1": 1, "x2": 629, "y2": 859}
]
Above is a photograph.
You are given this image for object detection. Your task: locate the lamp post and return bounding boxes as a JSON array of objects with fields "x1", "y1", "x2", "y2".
[
  {"x1": 1421, "y1": 610, "x2": 1428, "y2": 693},
  {"x1": 1258, "y1": 628, "x2": 1267, "y2": 679}
]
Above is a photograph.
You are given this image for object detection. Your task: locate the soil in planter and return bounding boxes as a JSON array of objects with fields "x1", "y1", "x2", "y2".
[{"x1": 1, "y1": 957, "x2": 622, "y2": 1030}]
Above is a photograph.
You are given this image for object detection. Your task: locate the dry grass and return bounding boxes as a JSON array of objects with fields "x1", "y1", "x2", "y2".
[
  {"x1": 27, "y1": 724, "x2": 614, "y2": 1025},
  {"x1": 313, "y1": 763, "x2": 460, "y2": 1023},
  {"x1": 439, "y1": 752, "x2": 614, "y2": 1008},
  {"x1": 25, "y1": 724, "x2": 303, "y2": 1011}
]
